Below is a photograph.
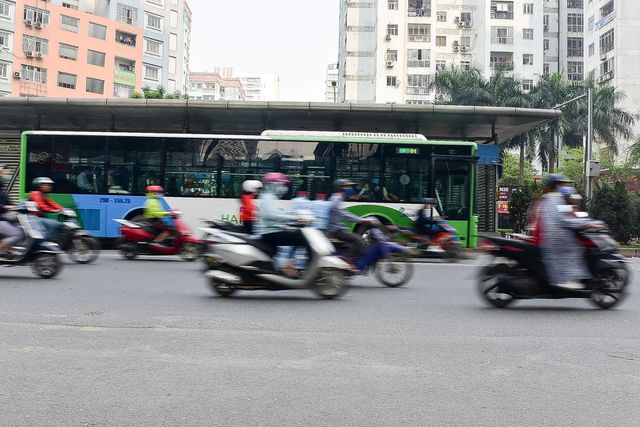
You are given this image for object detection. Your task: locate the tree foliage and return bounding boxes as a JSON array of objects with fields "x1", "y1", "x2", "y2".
[
  {"x1": 130, "y1": 86, "x2": 188, "y2": 99},
  {"x1": 499, "y1": 152, "x2": 537, "y2": 186},
  {"x1": 508, "y1": 182, "x2": 543, "y2": 234},
  {"x1": 590, "y1": 181, "x2": 638, "y2": 244}
]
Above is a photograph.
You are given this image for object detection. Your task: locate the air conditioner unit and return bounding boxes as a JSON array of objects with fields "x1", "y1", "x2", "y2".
[
  {"x1": 465, "y1": 21, "x2": 472, "y2": 27},
  {"x1": 386, "y1": 60, "x2": 394, "y2": 68},
  {"x1": 600, "y1": 53, "x2": 607, "y2": 61},
  {"x1": 35, "y1": 22, "x2": 43, "y2": 29},
  {"x1": 543, "y1": 24, "x2": 549, "y2": 30},
  {"x1": 385, "y1": 34, "x2": 392, "y2": 41},
  {"x1": 25, "y1": 51, "x2": 35, "y2": 58},
  {"x1": 24, "y1": 19, "x2": 33, "y2": 27},
  {"x1": 457, "y1": 21, "x2": 465, "y2": 28},
  {"x1": 453, "y1": 40, "x2": 460, "y2": 45},
  {"x1": 13, "y1": 71, "x2": 21, "y2": 79},
  {"x1": 453, "y1": 45, "x2": 460, "y2": 52},
  {"x1": 461, "y1": 46, "x2": 468, "y2": 52},
  {"x1": 454, "y1": 16, "x2": 460, "y2": 23},
  {"x1": 35, "y1": 51, "x2": 43, "y2": 59}
]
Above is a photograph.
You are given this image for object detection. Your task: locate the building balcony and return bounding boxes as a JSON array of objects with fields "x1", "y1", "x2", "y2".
[
  {"x1": 114, "y1": 70, "x2": 136, "y2": 87},
  {"x1": 408, "y1": 7, "x2": 431, "y2": 17},
  {"x1": 406, "y1": 87, "x2": 429, "y2": 95},
  {"x1": 491, "y1": 36, "x2": 513, "y2": 45},
  {"x1": 490, "y1": 11, "x2": 513, "y2": 20},
  {"x1": 490, "y1": 61, "x2": 514, "y2": 71}
]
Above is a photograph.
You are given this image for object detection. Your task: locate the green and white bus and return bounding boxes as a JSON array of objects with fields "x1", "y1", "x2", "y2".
[{"x1": 20, "y1": 130, "x2": 478, "y2": 246}]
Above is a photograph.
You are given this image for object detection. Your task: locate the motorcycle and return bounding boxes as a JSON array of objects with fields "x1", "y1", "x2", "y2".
[
  {"x1": 392, "y1": 222, "x2": 462, "y2": 260},
  {"x1": 113, "y1": 211, "x2": 202, "y2": 261},
  {"x1": 336, "y1": 222, "x2": 414, "y2": 287},
  {"x1": 53, "y1": 209, "x2": 100, "y2": 264},
  {"x1": 201, "y1": 221, "x2": 352, "y2": 299},
  {"x1": 478, "y1": 224, "x2": 629, "y2": 309},
  {"x1": 0, "y1": 203, "x2": 63, "y2": 278}
]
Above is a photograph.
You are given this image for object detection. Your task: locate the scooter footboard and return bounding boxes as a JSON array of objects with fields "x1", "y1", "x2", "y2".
[{"x1": 319, "y1": 255, "x2": 351, "y2": 270}]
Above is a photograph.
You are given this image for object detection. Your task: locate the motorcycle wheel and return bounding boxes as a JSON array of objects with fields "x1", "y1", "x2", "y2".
[
  {"x1": 374, "y1": 254, "x2": 413, "y2": 287},
  {"x1": 180, "y1": 242, "x2": 201, "y2": 262},
  {"x1": 32, "y1": 253, "x2": 62, "y2": 279},
  {"x1": 589, "y1": 266, "x2": 628, "y2": 309},
  {"x1": 478, "y1": 263, "x2": 515, "y2": 308},
  {"x1": 312, "y1": 269, "x2": 349, "y2": 299},
  {"x1": 120, "y1": 244, "x2": 138, "y2": 260},
  {"x1": 444, "y1": 243, "x2": 462, "y2": 261},
  {"x1": 68, "y1": 236, "x2": 100, "y2": 264},
  {"x1": 208, "y1": 280, "x2": 236, "y2": 297}
]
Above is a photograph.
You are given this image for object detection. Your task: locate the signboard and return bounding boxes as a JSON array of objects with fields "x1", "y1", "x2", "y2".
[
  {"x1": 395, "y1": 147, "x2": 420, "y2": 155},
  {"x1": 114, "y1": 70, "x2": 136, "y2": 87}
]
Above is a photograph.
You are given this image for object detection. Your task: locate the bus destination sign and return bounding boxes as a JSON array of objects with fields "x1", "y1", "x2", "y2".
[{"x1": 396, "y1": 147, "x2": 419, "y2": 155}]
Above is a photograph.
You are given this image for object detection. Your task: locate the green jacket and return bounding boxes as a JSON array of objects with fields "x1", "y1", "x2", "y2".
[{"x1": 143, "y1": 196, "x2": 169, "y2": 219}]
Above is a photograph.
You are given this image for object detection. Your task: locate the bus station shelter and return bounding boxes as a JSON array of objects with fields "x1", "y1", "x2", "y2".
[{"x1": 0, "y1": 98, "x2": 560, "y2": 231}]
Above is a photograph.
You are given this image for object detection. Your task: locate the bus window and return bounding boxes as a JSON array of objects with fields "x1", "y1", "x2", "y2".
[
  {"x1": 108, "y1": 138, "x2": 162, "y2": 195},
  {"x1": 434, "y1": 159, "x2": 471, "y2": 220},
  {"x1": 383, "y1": 157, "x2": 430, "y2": 203},
  {"x1": 165, "y1": 138, "x2": 220, "y2": 197},
  {"x1": 219, "y1": 139, "x2": 277, "y2": 198},
  {"x1": 335, "y1": 143, "x2": 382, "y2": 202},
  {"x1": 280, "y1": 140, "x2": 331, "y2": 200}
]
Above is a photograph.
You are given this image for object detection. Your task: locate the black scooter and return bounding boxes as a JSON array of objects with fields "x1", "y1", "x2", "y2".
[
  {"x1": 55, "y1": 209, "x2": 100, "y2": 264},
  {"x1": 0, "y1": 204, "x2": 63, "y2": 278},
  {"x1": 478, "y1": 225, "x2": 629, "y2": 309}
]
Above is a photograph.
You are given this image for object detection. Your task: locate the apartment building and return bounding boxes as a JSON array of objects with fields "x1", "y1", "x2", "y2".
[
  {"x1": 0, "y1": 0, "x2": 190, "y2": 98},
  {"x1": 543, "y1": 0, "x2": 584, "y2": 82},
  {"x1": 187, "y1": 71, "x2": 245, "y2": 101},
  {"x1": 338, "y1": 0, "x2": 544, "y2": 103},
  {"x1": 325, "y1": 62, "x2": 339, "y2": 102},
  {"x1": 214, "y1": 67, "x2": 280, "y2": 102}
]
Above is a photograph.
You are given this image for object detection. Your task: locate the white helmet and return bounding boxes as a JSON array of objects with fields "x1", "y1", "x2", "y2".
[{"x1": 242, "y1": 180, "x2": 263, "y2": 194}]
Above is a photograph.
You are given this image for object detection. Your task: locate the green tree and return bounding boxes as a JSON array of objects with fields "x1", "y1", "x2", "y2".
[
  {"x1": 499, "y1": 152, "x2": 537, "y2": 186},
  {"x1": 130, "y1": 86, "x2": 188, "y2": 99},
  {"x1": 557, "y1": 146, "x2": 585, "y2": 189},
  {"x1": 508, "y1": 182, "x2": 543, "y2": 234},
  {"x1": 590, "y1": 181, "x2": 636, "y2": 243}
]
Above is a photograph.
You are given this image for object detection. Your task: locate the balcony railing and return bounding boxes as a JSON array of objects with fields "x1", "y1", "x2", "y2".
[
  {"x1": 408, "y1": 7, "x2": 431, "y2": 17},
  {"x1": 491, "y1": 36, "x2": 513, "y2": 44},
  {"x1": 490, "y1": 61, "x2": 514, "y2": 70},
  {"x1": 406, "y1": 87, "x2": 429, "y2": 95},
  {"x1": 490, "y1": 11, "x2": 513, "y2": 20},
  {"x1": 407, "y1": 60, "x2": 430, "y2": 68}
]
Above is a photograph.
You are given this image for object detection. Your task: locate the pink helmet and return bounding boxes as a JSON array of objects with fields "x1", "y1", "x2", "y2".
[
  {"x1": 262, "y1": 172, "x2": 290, "y2": 184},
  {"x1": 146, "y1": 185, "x2": 164, "y2": 193}
]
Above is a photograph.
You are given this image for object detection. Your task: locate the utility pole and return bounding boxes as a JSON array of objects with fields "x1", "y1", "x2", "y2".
[
  {"x1": 331, "y1": 81, "x2": 337, "y2": 103},
  {"x1": 585, "y1": 87, "x2": 593, "y2": 205}
]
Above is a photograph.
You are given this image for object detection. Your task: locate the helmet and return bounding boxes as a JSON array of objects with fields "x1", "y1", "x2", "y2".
[
  {"x1": 558, "y1": 186, "x2": 576, "y2": 197},
  {"x1": 543, "y1": 174, "x2": 570, "y2": 187},
  {"x1": 242, "y1": 180, "x2": 263, "y2": 193},
  {"x1": 262, "y1": 172, "x2": 290, "y2": 184},
  {"x1": 332, "y1": 179, "x2": 356, "y2": 192},
  {"x1": 32, "y1": 177, "x2": 54, "y2": 186},
  {"x1": 145, "y1": 185, "x2": 164, "y2": 193}
]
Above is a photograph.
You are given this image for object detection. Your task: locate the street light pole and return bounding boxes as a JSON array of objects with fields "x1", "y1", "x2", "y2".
[
  {"x1": 331, "y1": 80, "x2": 337, "y2": 103},
  {"x1": 585, "y1": 86, "x2": 593, "y2": 205}
]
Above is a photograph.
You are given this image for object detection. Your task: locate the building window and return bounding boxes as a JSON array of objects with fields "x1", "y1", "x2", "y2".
[
  {"x1": 460, "y1": 12, "x2": 472, "y2": 24},
  {"x1": 523, "y1": 28, "x2": 533, "y2": 40},
  {"x1": 543, "y1": 63, "x2": 550, "y2": 76},
  {"x1": 599, "y1": 29, "x2": 614, "y2": 55},
  {"x1": 388, "y1": 0, "x2": 398, "y2": 10},
  {"x1": 599, "y1": 57, "x2": 614, "y2": 80},
  {"x1": 23, "y1": 6, "x2": 50, "y2": 25},
  {"x1": 22, "y1": 35, "x2": 48, "y2": 55},
  {"x1": 588, "y1": 16, "x2": 594, "y2": 31},
  {"x1": 0, "y1": 1, "x2": 12, "y2": 19},
  {"x1": 59, "y1": 43, "x2": 78, "y2": 60},
  {"x1": 523, "y1": 54, "x2": 534, "y2": 65},
  {"x1": 144, "y1": 64, "x2": 161, "y2": 81},
  {"x1": 114, "y1": 83, "x2": 134, "y2": 98},
  {"x1": 61, "y1": 15, "x2": 80, "y2": 32},
  {"x1": 145, "y1": 12, "x2": 162, "y2": 31},
  {"x1": 436, "y1": 36, "x2": 446, "y2": 47},
  {"x1": 0, "y1": 61, "x2": 8, "y2": 79},
  {"x1": 62, "y1": 0, "x2": 79, "y2": 10},
  {"x1": 386, "y1": 76, "x2": 397, "y2": 87},
  {"x1": 144, "y1": 38, "x2": 162, "y2": 57},
  {"x1": 87, "y1": 50, "x2": 106, "y2": 67},
  {"x1": 435, "y1": 60, "x2": 446, "y2": 71},
  {"x1": 460, "y1": 61, "x2": 471, "y2": 71},
  {"x1": 21, "y1": 65, "x2": 47, "y2": 83},
  {"x1": 567, "y1": 13, "x2": 583, "y2": 33},
  {"x1": 115, "y1": 57, "x2": 136, "y2": 72},
  {"x1": 146, "y1": 0, "x2": 164, "y2": 6},
  {"x1": 57, "y1": 72, "x2": 77, "y2": 89},
  {"x1": 408, "y1": 24, "x2": 430, "y2": 42},
  {"x1": 116, "y1": 3, "x2": 138, "y2": 25},
  {"x1": 522, "y1": 79, "x2": 533, "y2": 91},
  {"x1": 86, "y1": 77, "x2": 104, "y2": 94},
  {"x1": 543, "y1": 39, "x2": 549, "y2": 50},
  {"x1": 386, "y1": 50, "x2": 398, "y2": 62},
  {"x1": 490, "y1": 1, "x2": 514, "y2": 20},
  {"x1": 436, "y1": 11, "x2": 446, "y2": 22},
  {"x1": 169, "y1": 33, "x2": 177, "y2": 50},
  {"x1": 588, "y1": 43, "x2": 595, "y2": 56},
  {"x1": 567, "y1": 37, "x2": 583, "y2": 57},
  {"x1": 407, "y1": 49, "x2": 430, "y2": 67},
  {"x1": 89, "y1": 22, "x2": 107, "y2": 40},
  {"x1": 567, "y1": 0, "x2": 583, "y2": 8},
  {"x1": 567, "y1": 61, "x2": 583, "y2": 81},
  {"x1": 116, "y1": 31, "x2": 137, "y2": 46},
  {"x1": 492, "y1": 27, "x2": 513, "y2": 44},
  {"x1": 543, "y1": 14, "x2": 549, "y2": 29},
  {"x1": 600, "y1": 1, "x2": 613, "y2": 18},
  {"x1": 523, "y1": 3, "x2": 533, "y2": 15},
  {"x1": 387, "y1": 24, "x2": 398, "y2": 36},
  {"x1": 0, "y1": 31, "x2": 9, "y2": 49}
]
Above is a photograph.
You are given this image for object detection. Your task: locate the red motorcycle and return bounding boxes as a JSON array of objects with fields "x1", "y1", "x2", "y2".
[{"x1": 113, "y1": 212, "x2": 202, "y2": 261}]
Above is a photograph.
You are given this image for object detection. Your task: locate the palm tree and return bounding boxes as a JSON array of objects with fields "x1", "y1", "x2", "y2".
[{"x1": 430, "y1": 66, "x2": 491, "y2": 105}]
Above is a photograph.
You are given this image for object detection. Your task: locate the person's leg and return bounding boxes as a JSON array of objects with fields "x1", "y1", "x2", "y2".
[
  {"x1": 243, "y1": 220, "x2": 253, "y2": 234},
  {"x1": 0, "y1": 221, "x2": 23, "y2": 251},
  {"x1": 332, "y1": 229, "x2": 364, "y2": 258},
  {"x1": 39, "y1": 218, "x2": 62, "y2": 241}
]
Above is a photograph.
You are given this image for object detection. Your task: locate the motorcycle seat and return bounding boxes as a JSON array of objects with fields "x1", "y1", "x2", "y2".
[{"x1": 235, "y1": 235, "x2": 278, "y2": 257}]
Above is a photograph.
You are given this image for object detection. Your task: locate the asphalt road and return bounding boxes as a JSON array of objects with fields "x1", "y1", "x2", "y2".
[{"x1": 0, "y1": 254, "x2": 639, "y2": 426}]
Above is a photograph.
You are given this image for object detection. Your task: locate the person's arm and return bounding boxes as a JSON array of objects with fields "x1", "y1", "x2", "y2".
[
  {"x1": 260, "y1": 196, "x2": 296, "y2": 224},
  {"x1": 145, "y1": 198, "x2": 170, "y2": 218},
  {"x1": 29, "y1": 191, "x2": 58, "y2": 212}
]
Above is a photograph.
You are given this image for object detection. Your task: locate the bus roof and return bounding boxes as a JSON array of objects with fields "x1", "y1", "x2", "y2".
[{"x1": 21, "y1": 130, "x2": 477, "y2": 147}]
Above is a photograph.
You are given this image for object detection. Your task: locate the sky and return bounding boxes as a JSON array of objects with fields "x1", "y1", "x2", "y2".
[{"x1": 187, "y1": 0, "x2": 340, "y2": 102}]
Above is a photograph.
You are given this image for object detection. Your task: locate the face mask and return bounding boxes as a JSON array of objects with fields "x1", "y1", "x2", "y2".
[
  {"x1": 343, "y1": 188, "x2": 355, "y2": 198},
  {"x1": 0, "y1": 175, "x2": 9, "y2": 185},
  {"x1": 274, "y1": 184, "x2": 288, "y2": 197},
  {"x1": 371, "y1": 178, "x2": 380, "y2": 185}
]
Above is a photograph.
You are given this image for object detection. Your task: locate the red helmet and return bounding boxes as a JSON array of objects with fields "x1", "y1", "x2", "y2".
[
  {"x1": 262, "y1": 172, "x2": 290, "y2": 184},
  {"x1": 146, "y1": 185, "x2": 164, "y2": 193}
]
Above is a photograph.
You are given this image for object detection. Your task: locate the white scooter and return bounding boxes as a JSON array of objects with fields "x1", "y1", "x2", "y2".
[{"x1": 201, "y1": 222, "x2": 352, "y2": 299}]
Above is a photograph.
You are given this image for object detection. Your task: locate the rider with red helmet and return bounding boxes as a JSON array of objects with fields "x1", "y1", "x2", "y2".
[{"x1": 143, "y1": 185, "x2": 175, "y2": 247}]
